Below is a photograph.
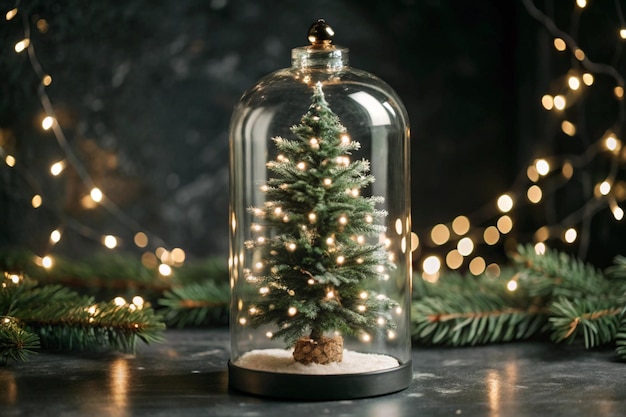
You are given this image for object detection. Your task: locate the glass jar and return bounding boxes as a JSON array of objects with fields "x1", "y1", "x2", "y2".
[{"x1": 228, "y1": 19, "x2": 412, "y2": 400}]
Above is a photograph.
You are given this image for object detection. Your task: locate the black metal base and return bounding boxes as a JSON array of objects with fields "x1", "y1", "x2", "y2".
[{"x1": 228, "y1": 359, "x2": 413, "y2": 400}]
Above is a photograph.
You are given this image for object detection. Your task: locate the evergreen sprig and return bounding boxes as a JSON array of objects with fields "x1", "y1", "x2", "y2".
[
  {"x1": 0, "y1": 273, "x2": 165, "y2": 364},
  {"x1": 158, "y1": 281, "x2": 230, "y2": 328},
  {"x1": 413, "y1": 244, "x2": 626, "y2": 360}
]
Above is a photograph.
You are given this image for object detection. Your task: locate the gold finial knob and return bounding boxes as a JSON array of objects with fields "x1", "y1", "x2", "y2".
[{"x1": 307, "y1": 19, "x2": 334, "y2": 46}]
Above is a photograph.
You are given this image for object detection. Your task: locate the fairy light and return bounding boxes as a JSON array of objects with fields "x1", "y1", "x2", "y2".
[
  {"x1": 338, "y1": 215, "x2": 348, "y2": 225},
  {"x1": 527, "y1": 185, "x2": 543, "y2": 203},
  {"x1": 483, "y1": 226, "x2": 500, "y2": 245},
  {"x1": 103, "y1": 235, "x2": 117, "y2": 249},
  {"x1": 31, "y1": 194, "x2": 42, "y2": 208},
  {"x1": 4, "y1": 154, "x2": 16, "y2": 167},
  {"x1": 535, "y1": 226, "x2": 550, "y2": 242},
  {"x1": 41, "y1": 255, "x2": 53, "y2": 269},
  {"x1": 451, "y1": 215, "x2": 470, "y2": 235},
  {"x1": 574, "y1": 48, "x2": 585, "y2": 61},
  {"x1": 430, "y1": 224, "x2": 450, "y2": 245},
  {"x1": 5, "y1": 8, "x2": 17, "y2": 20},
  {"x1": 158, "y1": 263, "x2": 172, "y2": 276},
  {"x1": 568, "y1": 76, "x2": 581, "y2": 90},
  {"x1": 497, "y1": 194, "x2": 514, "y2": 213},
  {"x1": 50, "y1": 229, "x2": 61, "y2": 243},
  {"x1": 598, "y1": 181, "x2": 612, "y2": 196},
  {"x1": 506, "y1": 280, "x2": 518, "y2": 292},
  {"x1": 561, "y1": 120, "x2": 576, "y2": 136},
  {"x1": 41, "y1": 116, "x2": 55, "y2": 130},
  {"x1": 541, "y1": 94, "x2": 554, "y2": 110},
  {"x1": 323, "y1": 178, "x2": 332, "y2": 186},
  {"x1": 288, "y1": 307, "x2": 297, "y2": 316},
  {"x1": 468, "y1": 257, "x2": 486, "y2": 276},
  {"x1": 50, "y1": 161, "x2": 65, "y2": 176},
  {"x1": 576, "y1": 0, "x2": 586, "y2": 8},
  {"x1": 14, "y1": 38, "x2": 30, "y2": 53},
  {"x1": 614, "y1": 86, "x2": 624, "y2": 99},
  {"x1": 534, "y1": 159, "x2": 550, "y2": 176},
  {"x1": 90, "y1": 187, "x2": 103, "y2": 203},
  {"x1": 445, "y1": 249, "x2": 463, "y2": 269},
  {"x1": 497, "y1": 215, "x2": 513, "y2": 234},
  {"x1": 561, "y1": 161, "x2": 574, "y2": 179},
  {"x1": 612, "y1": 206, "x2": 624, "y2": 220},
  {"x1": 113, "y1": 297, "x2": 126, "y2": 307},
  {"x1": 553, "y1": 95, "x2": 566, "y2": 110},
  {"x1": 554, "y1": 38, "x2": 566, "y2": 51},
  {"x1": 132, "y1": 296, "x2": 144, "y2": 309},
  {"x1": 485, "y1": 263, "x2": 501, "y2": 278},
  {"x1": 605, "y1": 134, "x2": 620, "y2": 151},
  {"x1": 134, "y1": 232, "x2": 148, "y2": 248},
  {"x1": 457, "y1": 237, "x2": 474, "y2": 256},
  {"x1": 582, "y1": 73, "x2": 594, "y2": 85},
  {"x1": 422, "y1": 255, "x2": 441, "y2": 274},
  {"x1": 534, "y1": 242, "x2": 546, "y2": 255},
  {"x1": 564, "y1": 228, "x2": 578, "y2": 243}
]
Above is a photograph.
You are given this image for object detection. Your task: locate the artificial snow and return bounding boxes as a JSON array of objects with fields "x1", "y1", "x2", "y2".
[{"x1": 235, "y1": 348, "x2": 399, "y2": 375}]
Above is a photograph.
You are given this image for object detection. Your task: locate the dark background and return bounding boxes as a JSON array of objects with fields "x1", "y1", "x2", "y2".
[{"x1": 1, "y1": 0, "x2": 625, "y2": 269}]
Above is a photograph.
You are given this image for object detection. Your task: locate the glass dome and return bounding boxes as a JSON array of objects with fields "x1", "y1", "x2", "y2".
[{"x1": 228, "y1": 19, "x2": 412, "y2": 400}]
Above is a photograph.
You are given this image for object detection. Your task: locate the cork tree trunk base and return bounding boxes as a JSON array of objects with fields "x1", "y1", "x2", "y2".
[{"x1": 293, "y1": 335, "x2": 343, "y2": 365}]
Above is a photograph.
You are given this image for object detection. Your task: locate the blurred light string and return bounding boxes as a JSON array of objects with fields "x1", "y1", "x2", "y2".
[
  {"x1": 2, "y1": 3, "x2": 180, "y2": 273},
  {"x1": 415, "y1": 0, "x2": 626, "y2": 281}
]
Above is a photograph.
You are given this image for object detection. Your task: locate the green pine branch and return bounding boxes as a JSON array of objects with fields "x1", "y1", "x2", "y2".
[
  {"x1": 0, "y1": 318, "x2": 40, "y2": 365},
  {"x1": 158, "y1": 281, "x2": 230, "y2": 328},
  {"x1": 413, "y1": 244, "x2": 626, "y2": 360},
  {"x1": 0, "y1": 274, "x2": 165, "y2": 364}
]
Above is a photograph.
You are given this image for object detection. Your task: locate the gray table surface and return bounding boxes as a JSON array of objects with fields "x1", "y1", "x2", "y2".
[{"x1": 0, "y1": 329, "x2": 623, "y2": 417}]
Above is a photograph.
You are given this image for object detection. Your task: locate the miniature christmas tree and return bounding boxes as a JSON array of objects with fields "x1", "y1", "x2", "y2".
[{"x1": 246, "y1": 82, "x2": 397, "y2": 365}]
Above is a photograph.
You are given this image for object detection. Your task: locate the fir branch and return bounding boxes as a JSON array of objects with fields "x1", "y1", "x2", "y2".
[
  {"x1": 158, "y1": 281, "x2": 230, "y2": 328},
  {"x1": 549, "y1": 297, "x2": 622, "y2": 348},
  {"x1": 0, "y1": 318, "x2": 40, "y2": 365},
  {"x1": 1, "y1": 274, "x2": 165, "y2": 362},
  {"x1": 412, "y1": 293, "x2": 547, "y2": 346},
  {"x1": 512, "y1": 244, "x2": 609, "y2": 300}
]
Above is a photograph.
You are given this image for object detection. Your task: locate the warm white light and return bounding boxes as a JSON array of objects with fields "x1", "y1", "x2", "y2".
[
  {"x1": 527, "y1": 185, "x2": 543, "y2": 203},
  {"x1": 457, "y1": 237, "x2": 474, "y2": 256},
  {"x1": 534, "y1": 242, "x2": 546, "y2": 255},
  {"x1": 4, "y1": 155, "x2": 16, "y2": 167},
  {"x1": 42, "y1": 74, "x2": 52, "y2": 86},
  {"x1": 103, "y1": 235, "x2": 117, "y2": 249},
  {"x1": 134, "y1": 232, "x2": 148, "y2": 248},
  {"x1": 497, "y1": 194, "x2": 514, "y2": 213},
  {"x1": 114, "y1": 297, "x2": 126, "y2": 307},
  {"x1": 336, "y1": 255, "x2": 345, "y2": 264},
  {"x1": 90, "y1": 187, "x2": 103, "y2": 202},
  {"x1": 614, "y1": 86, "x2": 624, "y2": 99},
  {"x1": 41, "y1": 255, "x2": 53, "y2": 269},
  {"x1": 360, "y1": 291, "x2": 368, "y2": 299},
  {"x1": 468, "y1": 257, "x2": 486, "y2": 276},
  {"x1": 553, "y1": 95, "x2": 566, "y2": 110},
  {"x1": 599, "y1": 181, "x2": 611, "y2": 196},
  {"x1": 326, "y1": 290, "x2": 335, "y2": 299},
  {"x1": 132, "y1": 296, "x2": 144, "y2": 308},
  {"x1": 483, "y1": 226, "x2": 500, "y2": 245},
  {"x1": 50, "y1": 229, "x2": 61, "y2": 243},
  {"x1": 507, "y1": 280, "x2": 518, "y2": 291},
  {"x1": 445, "y1": 249, "x2": 463, "y2": 270},
  {"x1": 582, "y1": 73, "x2": 594, "y2": 86},
  {"x1": 574, "y1": 48, "x2": 585, "y2": 61},
  {"x1": 50, "y1": 161, "x2": 64, "y2": 176},
  {"x1": 620, "y1": 28, "x2": 626, "y2": 39},
  {"x1": 288, "y1": 307, "x2": 297, "y2": 316},
  {"x1": 323, "y1": 178, "x2": 332, "y2": 186},
  {"x1": 41, "y1": 116, "x2": 55, "y2": 130},
  {"x1": 576, "y1": 0, "x2": 586, "y2": 8},
  {"x1": 259, "y1": 287, "x2": 269, "y2": 295},
  {"x1": 5, "y1": 8, "x2": 17, "y2": 20},
  {"x1": 326, "y1": 237, "x2": 334, "y2": 245},
  {"x1": 553, "y1": 38, "x2": 566, "y2": 51},
  {"x1": 568, "y1": 76, "x2": 580, "y2": 90},
  {"x1": 357, "y1": 305, "x2": 366, "y2": 312},
  {"x1": 239, "y1": 317, "x2": 247, "y2": 325},
  {"x1": 158, "y1": 263, "x2": 172, "y2": 276},
  {"x1": 365, "y1": 215, "x2": 373, "y2": 223},
  {"x1": 541, "y1": 95, "x2": 554, "y2": 110},
  {"x1": 340, "y1": 134, "x2": 351, "y2": 145},
  {"x1": 31, "y1": 194, "x2": 42, "y2": 208},
  {"x1": 561, "y1": 120, "x2": 576, "y2": 136},
  {"x1": 430, "y1": 224, "x2": 450, "y2": 245},
  {"x1": 605, "y1": 135, "x2": 620, "y2": 151},
  {"x1": 297, "y1": 162, "x2": 306, "y2": 170},
  {"x1": 497, "y1": 215, "x2": 513, "y2": 234},
  {"x1": 286, "y1": 242, "x2": 296, "y2": 252},
  {"x1": 564, "y1": 228, "x2": 577, "y2": 243},
  {"x1": 338, "y1": 215, "x2": 348, "y2": 225},
  {"x1": 422, "y1": 255, "x2": 441, "y2": 274},
  {"x1": 452, "y1": 215, "x2": 470, "y2": 235},
  {"x1": 613, "y1": 206, "x2": 624, "y2": 221},
  {"x1": 14, "y1": 38, "x2": 30, "y2": 53},
  {"x1": 535, "y1": 159, "x2": 550, "y2": 176}
]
